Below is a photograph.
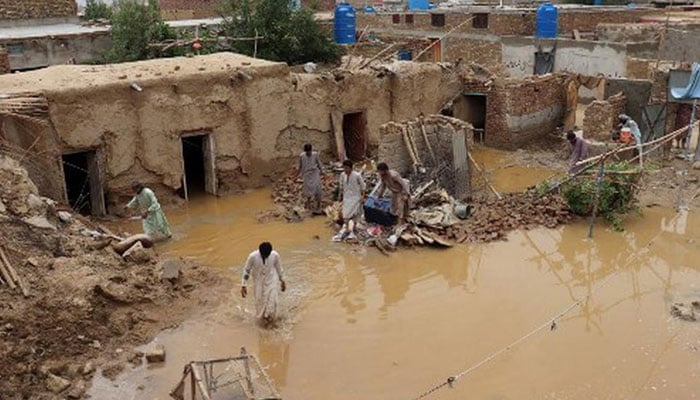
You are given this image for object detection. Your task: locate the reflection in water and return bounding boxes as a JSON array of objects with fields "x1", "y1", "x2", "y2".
[{"x1": 94, "y1": 164, "x2": 700, "y2": 400}]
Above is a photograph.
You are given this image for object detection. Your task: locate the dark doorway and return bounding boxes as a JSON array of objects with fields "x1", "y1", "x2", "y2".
[
  {"x1": 454, "y1": 94, "x2": 487, "y2": 142},
  {"x1": 181, "y1": 134, "x2": 217, "y2": 200},
  {"x1": 342, "y1": 112, "x2": 368, "y2": 161},
  {"x1": 62, "y1": 150, "x2": 105, "y2": 216}
]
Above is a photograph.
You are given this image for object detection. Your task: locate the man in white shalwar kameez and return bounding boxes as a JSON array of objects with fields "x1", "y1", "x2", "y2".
[
  {"x1": 241, "y1": 242, "x2": 286, "y2": 325},
  {"x1": 337, "y1": 160, "x2": 366, "y2": 240}
]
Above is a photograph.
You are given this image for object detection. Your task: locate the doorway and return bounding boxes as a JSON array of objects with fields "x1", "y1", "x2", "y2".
[
  {"x1": 342, "y1": 111, "x2": 368, "y2": 161},
  {"x1": 61, "y1": 150, "x2": 105, "y2": 216},
  {"x1": 454, "y1": 94, "x2": 487, "y2": 142},
  {"x1": 181, "y1": 134, "x2": 216, "y2": 200}
]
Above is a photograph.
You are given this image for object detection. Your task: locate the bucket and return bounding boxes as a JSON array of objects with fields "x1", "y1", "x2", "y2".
[
  {"x1": 454, "y1": 203, "x2": 471, "y2": 219},
  {"x1": 398, "y1": 50, "x2": 412, "y2": 61},
  {"x1": 619, "y1": 128, "x2": 633, "y2": 144}
]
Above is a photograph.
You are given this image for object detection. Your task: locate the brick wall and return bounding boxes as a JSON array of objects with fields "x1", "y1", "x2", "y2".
[
  {"x1": 0, "y1": 47, "x2": 9, "y2": 74},
  {"x1": 158, "y1": 0, "x2": 217, "y2": 20},
  {"x1": 0, "y1": 0, "x2": 76, "y2": 20},
  {"x1": 303, "y1": 0, "x2": 334, "y2": 11},
  {"x1": 596, "y1": 23, "x2": 661, "y2": 43},
  {"x1": 583, "y1": 92, "x2": 626, "y2": 142},
  {"x1": 356, "y1": 8, "x2": 660, "y2": 37},
  {"x1": 465, "y1": 75, "x2": 566, "y2": 150},
  {"x1": 626, "y1": 57, "x2": 652, "y2": 79},
  {"x1": 444, "y1": 37, "x2": 501, "y2": 66}
]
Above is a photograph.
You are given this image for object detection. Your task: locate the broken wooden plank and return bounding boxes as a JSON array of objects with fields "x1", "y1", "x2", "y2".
[
  {"x1": 190, "y1": 363, "x2": 212, "y2": 400},
  {"x1": 419, "y1": 118, "x2": 437, "y2": 165},
  {"x1": 0, "y1": 246, "x2": 26, "y2": 296},
  {"x1": 330, "y1": 110, "x2": 346, "y2": 162}
]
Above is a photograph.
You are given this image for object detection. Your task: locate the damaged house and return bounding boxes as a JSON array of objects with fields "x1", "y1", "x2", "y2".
[{"x1": 0, "y1": 52, "x2": 462, "y2": 215}]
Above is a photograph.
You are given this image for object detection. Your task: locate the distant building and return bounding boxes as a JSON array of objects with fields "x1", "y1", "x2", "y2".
[
  {"x1": 0, "y1": 0, "x2": 78, "y2": 26},
  {"x1": 158, "y1": 0, "x2": 219, "y2": 20}
]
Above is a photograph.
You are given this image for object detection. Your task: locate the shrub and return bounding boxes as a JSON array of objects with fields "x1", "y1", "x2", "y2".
[
  {"x1": 561, "y1": 162, "x2": 641, "y2": 231},
  {"x1": 105, "y1": 0, "x2": 176, "y2": 62},
  {"x1": 219, "y1": 0, "x2": 341, "y2": 65},
  {"x1": 85, "y1": 0, "x2": 113, "y2": 20}
]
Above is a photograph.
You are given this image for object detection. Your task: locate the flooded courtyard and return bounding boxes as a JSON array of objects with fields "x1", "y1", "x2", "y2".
[{"x1": 90, "y1": 156, "x2": 700, "y2": 400}]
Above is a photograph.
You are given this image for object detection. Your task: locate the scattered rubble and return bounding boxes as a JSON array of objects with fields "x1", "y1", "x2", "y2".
[
  {"x1": 146, "y1": 345, "x2": 167, "y2": 363},
  {"x1": 671, "y1": 301, "x2": 700, "y2": 322},
  {"x1": 263, "y1": 158, "x2": 571, "y2": 252},
  {"x1": 0, "y1": 155, "x2": 223, "y2": 399}
]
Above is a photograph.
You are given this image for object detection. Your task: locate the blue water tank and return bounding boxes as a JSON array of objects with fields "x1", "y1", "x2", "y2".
[
  {"x1": 536, "y1": 3, "x2": 558, "y2": 39},
  {"x1": 408, "y1": 0, "x2": 430, "y2": 10},
  {"x1": 334, "y1": 3, "x2": 356, "y2": 44},
  {"x1": 398, "y1": 50, "x2": 412, "y2": 60}
]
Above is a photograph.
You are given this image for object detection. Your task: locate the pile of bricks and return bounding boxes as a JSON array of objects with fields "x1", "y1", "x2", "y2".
[
  {"x1": 0, "y1": 47, "x2": 9, "y2": 75},
  {"x1": 0, "y1": 0, "x2": 76, "y2": 20},
  {"x1": 583, "y1": 92, "x2": 626, "y2": 142}
]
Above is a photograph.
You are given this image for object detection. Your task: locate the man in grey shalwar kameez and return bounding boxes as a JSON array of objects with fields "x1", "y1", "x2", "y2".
[{"x1": 298, "y1": 143, "x2": 323, "y2": 213}]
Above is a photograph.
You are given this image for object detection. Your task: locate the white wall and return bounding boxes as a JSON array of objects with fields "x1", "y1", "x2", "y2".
[{"x1": 502, "y1": 37, "x2": 628, "y2": 79}]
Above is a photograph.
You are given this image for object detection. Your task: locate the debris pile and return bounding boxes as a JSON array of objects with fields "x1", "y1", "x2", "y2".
[
  {"x1": 0, "y1": 155, "x2": 220, "y2": 399},
  {"x1": 671, "y1": 301, "x2": 700, "y2": 322},
  {"x1": 263, "y1": 159, "x2": 572, "y2": 251}
]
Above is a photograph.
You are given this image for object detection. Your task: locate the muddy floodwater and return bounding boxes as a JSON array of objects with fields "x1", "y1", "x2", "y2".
[{"x1": 91, "y1": 157, "x2": 700, "y2": 400}]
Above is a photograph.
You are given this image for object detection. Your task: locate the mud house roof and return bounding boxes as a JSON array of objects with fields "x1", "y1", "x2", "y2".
[{"x1": 0, "y1": 52, "x2": 287, "y2": 95}]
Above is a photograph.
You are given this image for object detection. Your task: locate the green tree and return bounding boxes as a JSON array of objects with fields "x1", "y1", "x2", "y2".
[
  {"x1": 219, "y1": 0, "x2": 341, "y2": 65},
  {"x1": 85, "y1": 0, "x2": 113, "y2": 20},
  {"x1": 106, "y1": 0, "x2": 176, "y2": 62}
]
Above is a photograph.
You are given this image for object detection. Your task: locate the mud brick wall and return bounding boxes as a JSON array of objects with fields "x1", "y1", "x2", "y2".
[
  {"x1": 159, "y1": 0, "x2": 217, "y2": 19},
  {"x1": 583, "y1": 93, "x2": 626, "y2": 142},
  {"x1": 650, "y1": 68, "x2": 669, "y2": 105},
  {"x1": 0, "y1": 47, "x2": 9, "y2": 74},
  {"x1": 444, "y1": 37, "x2": 501, "y2": 66},
  {"x1": 596, "y1": 23, "x2": 661, "y2": 43},
  {"x1": 0, "y1": 0, "x2": 77, "y2": 20},
  {"x1": 502, "y1": 75, "x2": 566, "y2": 148},
  {"x1": 626, "y1": 57, "x2": 652, "y2": 79},
  {"x1": 557, "y1": 9, "x2": 657, "y2": 33}
]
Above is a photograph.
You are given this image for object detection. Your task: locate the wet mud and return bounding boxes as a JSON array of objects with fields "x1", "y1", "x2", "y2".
[{"x1": 91, "y1": 153, "x2": 700, "y2": 400}]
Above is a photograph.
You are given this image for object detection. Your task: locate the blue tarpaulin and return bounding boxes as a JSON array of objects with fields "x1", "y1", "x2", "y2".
[{"x1": 671, "y1": 62, "x2": 700, "y2": 100}]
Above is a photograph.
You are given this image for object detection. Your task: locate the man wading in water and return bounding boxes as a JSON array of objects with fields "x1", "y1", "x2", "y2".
[{"x1": 241, "y1": 242, "x2": 287, "y2": 326}]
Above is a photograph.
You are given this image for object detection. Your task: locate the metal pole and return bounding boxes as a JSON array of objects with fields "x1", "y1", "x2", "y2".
[{"x1": 588, "y1": 158, "x2": 606, "y2": 239}]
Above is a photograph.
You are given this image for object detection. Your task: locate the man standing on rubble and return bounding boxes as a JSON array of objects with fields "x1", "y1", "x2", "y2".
[
  {"x1": 241, "y1": 242, "x2": 286, "y2": 326},
  {"x1": 298, "y1": 143, "x2": 323, "y2": 214},
  {"x1": 337, "y1": 159, "x2": 366, "y2": 239},
  {"x1": 376, "y1": 162, "x2": 411, "y2": 224},
  {"x1": 567, "y1": 131, "x2": 588, "y2": 174},
  {"x1": 124, "y1": 182, "x2": 172, "y2": 240}
]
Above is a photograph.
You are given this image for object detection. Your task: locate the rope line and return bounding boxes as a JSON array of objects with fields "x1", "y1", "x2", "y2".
[{"x1": 409, "y1": 194, "x2": 691, "y2": 400}]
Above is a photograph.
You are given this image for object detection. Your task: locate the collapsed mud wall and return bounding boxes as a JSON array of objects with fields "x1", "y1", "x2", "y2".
[
  {"x1": 377, "y1": 115, "x2": 473, "y2": 198},
  {"x1": 583, "y1": 92, "x2": 626, "y2": 142},
  {"x1": 0, "y1": 54, "x2": 462, "y2": 211}
]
